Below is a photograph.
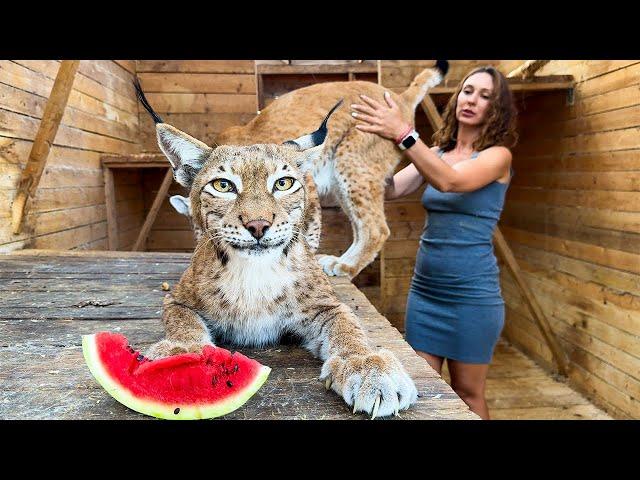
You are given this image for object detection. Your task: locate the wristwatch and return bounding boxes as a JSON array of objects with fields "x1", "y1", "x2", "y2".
[{"x1": 397, "y1": 129, "x2": 420, "y2": 151}]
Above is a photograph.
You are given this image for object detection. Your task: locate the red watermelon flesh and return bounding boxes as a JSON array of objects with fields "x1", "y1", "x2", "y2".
[{"x1": 82, "y1": 332, "x2": 270, "y2": 419}]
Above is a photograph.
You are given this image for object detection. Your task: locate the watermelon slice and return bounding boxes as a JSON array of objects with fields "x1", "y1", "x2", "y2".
[{"x1": 82, "y1": 332, "x2": 271, "y2": 420}]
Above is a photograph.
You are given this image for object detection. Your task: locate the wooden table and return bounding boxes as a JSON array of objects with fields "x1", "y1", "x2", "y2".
[{"x1": 0, "y1": 250, "x2": 479, "y2": 420}]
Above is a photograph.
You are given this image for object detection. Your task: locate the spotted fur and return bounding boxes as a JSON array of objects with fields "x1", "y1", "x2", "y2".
[
  {"x1": 144, "y1": 134, "x2": 418, "y2": 417},
  {"x1": 212, "y1": 63, "x2": 447, "y2": 278}
]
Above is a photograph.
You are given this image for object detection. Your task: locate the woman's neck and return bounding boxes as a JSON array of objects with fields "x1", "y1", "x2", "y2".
[{"x1": 452, "y1": 124, "x2": 481, "y2": 156}]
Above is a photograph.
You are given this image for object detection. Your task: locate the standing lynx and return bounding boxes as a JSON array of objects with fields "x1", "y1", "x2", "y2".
[{"x1": 176, "y1": 61, "x2": 449, "y2": 278}]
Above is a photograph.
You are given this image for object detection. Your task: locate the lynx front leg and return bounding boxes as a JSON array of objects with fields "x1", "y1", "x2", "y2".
[
  {"x1": 302, "y1": 303, "x2": 418, "y2": 418},
  {"x1": 318, "y1": 171, "x2": 390, "y2": 279},
  {"x1": 146, "y1": 293, "x2": 214, "y2": 359}
]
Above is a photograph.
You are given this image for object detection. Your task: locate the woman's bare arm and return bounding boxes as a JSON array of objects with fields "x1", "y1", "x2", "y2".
[
  {"x1": 384, "y1": 147, "x2": 440, "y2": 200},
  {"x1": 404, "y1": 141, "x2": 511, "y2": 192}
]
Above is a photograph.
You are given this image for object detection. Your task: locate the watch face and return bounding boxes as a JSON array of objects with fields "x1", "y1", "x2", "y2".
[{"x1": 403, "y1": 136, "x2": 417, "y2": 149}]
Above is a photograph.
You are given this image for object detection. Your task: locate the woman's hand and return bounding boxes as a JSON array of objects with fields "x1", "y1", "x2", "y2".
[{"x1": 351, "y1": 92, "x2": 411, "y2": 141}]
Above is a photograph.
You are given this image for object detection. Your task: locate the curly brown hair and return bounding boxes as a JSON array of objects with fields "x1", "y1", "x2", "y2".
[{"x1": 432, "y1": 66, "x2": 518, "y2": 152}]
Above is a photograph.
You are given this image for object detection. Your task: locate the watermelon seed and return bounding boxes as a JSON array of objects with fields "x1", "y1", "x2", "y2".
[
  {"x1": 174, "y1": 408, "x2": 180, "y2": 415},
  {"x1": 136, "y1": 354, "x2": 144, "y2": 361},
  {"x1": 211, "y1": 376, "x2": 218, "y2": 386},
  {"x1": 226, "y1": 380, "x2": 233, "y2": 388},
  {"x1": 234, "y1": 364, "x2": 239, "y2": 372}
]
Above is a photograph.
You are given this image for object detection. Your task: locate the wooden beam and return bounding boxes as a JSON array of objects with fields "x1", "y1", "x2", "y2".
[
  {"x1": 507, "y1": 60, "x2": 551, "y2": 79},
  {"x1": 103, "y1": 167, "x2": 118, "y2": 251},
  {"x1": 11, "y1": 60, "x2": 80, "y2": 234},
  {"x1": 132, "y1": 168, "x2": 174, "y2": 251},
  {"x1": 493, "y1": 228, "x2": 569, "y2": 375},
  {"x1": 416, "y1": 92, "x2": 569, "y2": 376},
  {"x1": 425, "y1": 75, "x2": 573, "y2": 94},
  {"x1": 256, "y1": 63, "x2": 378, "y2": 75},
  {"x1": 421, "y1": 96, "x2": 444, "y2": 131}
]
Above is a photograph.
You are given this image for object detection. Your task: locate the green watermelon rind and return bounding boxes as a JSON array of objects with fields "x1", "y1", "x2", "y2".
[{"x1": 82, "y1": 333, "x2": 271, "y2": 420}]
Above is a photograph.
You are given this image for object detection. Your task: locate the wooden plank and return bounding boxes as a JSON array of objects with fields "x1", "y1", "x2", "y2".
[
  {"x1": 507, "y1": 60, "x2": 550, "y2": 79},
  {"x1": 0, "y1": 108, "x2": 139, "y2": 154},
  {"x1": 0, "y1": 252, "x2": 478, "y2": 420},
  {"x1": 580, "y1": 84, "x2": 640, "y2": 116},
  {"x1": 500, "y1": 224, "x2": 640, "y2": 274},
  {"x1": 136, "y1": 60, "x2": 256, "y2": 74},
  {"x1": 508, "y1": 242, "x2": 640, "y2": 297},
  {"x1": 114, "y1": 60, "x2": 136, "y2": 74},
  {"x1": 506, "y1": 187, "x2": 640, "y2": 213},
  {"x1": 133, "y1": 168, "x2": 174, "y2": 251},
  {"x1": 104, "y1": 167, "x2": 117, "y2": 250},
  {"x1": 0, "y1": 61, "x2": 139, "y2": 128},
  {"x1": 503, "y1": 284, "x2": 640, "y2": 381},
  {"x1": 0, "y1": 83, "x2": 139, "y2": 143},
  {"x1": 505, "y1": 254, "x2": 640, "y2": 313},
  {"x1": 137, "y1": 73, "x2": 256, "y2": 94},
  {"x1": 143, "y1": 92, "x2": 257, "y2": 114},
  {"x1": 14, "y1": 60, "x2": 138, "y2": 115},
  {"x1": 257, "y1": 64, "x2": 378, "y2": 75},
  {"x1": 494, "y1": 228, "x2": 569, "y2": 375},
  {"x1": 511, "y1": 150, "x2": 640, "y2": 173},
  {"x1": 421, "y1": 95, "x2": 444, "y2": 131},
  {"x1": 426, "y1": 76, "x2": 574, "y2": 94},
  {"x1": 578, "y1": 62, "x2": 640, "y2": 99},
  {"x1": 518, "y1": 104, "x2": 640, "y2": 139},
  {"x1": 11, "y1": 60, "x2": 79, "y2": 234}
]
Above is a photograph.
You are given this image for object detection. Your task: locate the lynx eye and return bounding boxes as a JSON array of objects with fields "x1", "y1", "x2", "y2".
[
  {"x1": 274, "y1": 177, "x2": 295, "y2": 192},
  {"x1": 212, "y1": 179, "x2": 236, "y2": 193}
]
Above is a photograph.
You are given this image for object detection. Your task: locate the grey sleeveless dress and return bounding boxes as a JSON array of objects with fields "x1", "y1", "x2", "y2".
[{"x1": 404, "y1": 149, "x2": 512, "y2": 364}]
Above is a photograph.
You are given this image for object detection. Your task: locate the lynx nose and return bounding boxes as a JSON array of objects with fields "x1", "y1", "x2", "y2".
[{"x1": 244, "y1": 219, "x2": 271, "y2": 240}]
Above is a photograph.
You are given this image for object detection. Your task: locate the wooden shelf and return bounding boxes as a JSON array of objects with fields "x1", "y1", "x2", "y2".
[
  {"x1": 430, "y1": 75, "x2": 575, "y2": 94},
  {"x1": 256, "y1": 63, "x2": 378, "y2": 75}
]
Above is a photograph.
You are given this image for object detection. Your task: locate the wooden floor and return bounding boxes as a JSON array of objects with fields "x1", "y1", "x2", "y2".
[
  {"x1": 360, "y1": 286, "x2": 613, "y2": 419},
  {"x1": 442, "y1": 339, "x2": 613, "y2": 419}
]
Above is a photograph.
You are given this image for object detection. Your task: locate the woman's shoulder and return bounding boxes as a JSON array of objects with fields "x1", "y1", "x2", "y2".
[{"x1": 477, "y1": 145, "x2": 512, "y2": 163}]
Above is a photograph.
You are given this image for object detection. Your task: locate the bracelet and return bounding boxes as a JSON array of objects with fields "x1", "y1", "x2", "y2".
[{"x1": 394, "y1": 124, "x2": 414, "y2": 145}]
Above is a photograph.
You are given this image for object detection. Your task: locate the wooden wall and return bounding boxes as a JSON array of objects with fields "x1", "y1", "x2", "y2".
[
  {"x1": 135, "y1": 61, "x2": 258, "y2": 252},
  {"x1": 499, "y1": 61, "x2": 640, "y2": 419},
  {"x1": 0, "y1": 60, "x2": 141, "y2": 252},
  {"x1": 135, "y1": 60, "x2": 381, "y2": 292}
]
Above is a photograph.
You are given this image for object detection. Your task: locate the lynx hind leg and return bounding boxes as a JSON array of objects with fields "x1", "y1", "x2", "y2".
[
  {"x1": 303, "y1": 172, "x2": 322, "y2": 253},
  {"x1": 318, "y1": 170, "x2": 390, "y2": 279}
]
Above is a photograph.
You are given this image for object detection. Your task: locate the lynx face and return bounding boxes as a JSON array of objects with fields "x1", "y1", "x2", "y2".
[{"x1": 190, "y1": 144, "x2": 309, "y2": 258}]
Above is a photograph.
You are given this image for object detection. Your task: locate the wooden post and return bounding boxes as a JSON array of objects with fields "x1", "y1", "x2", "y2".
[
  {"x1": 493, "y1": 229, "x2": 569, "y2": 375},
  {"x1": 418, "y1": 91, "x2": 569, "y2": 376},
  {"x1": 421, "y1": 97, "x2": 444, "y2": 131},
  {"x1": 132, "y1": 168, "x2": 174, "y2": 251},
  {"x1": 104, "y1": 167, "x2": 118, "y2": 251},
  {"x1": 507, "y1": 60, "x2": 550, "y2": 79},
  {"x1": 11, "y1": 60, "x2": 80, "y2": 234}
]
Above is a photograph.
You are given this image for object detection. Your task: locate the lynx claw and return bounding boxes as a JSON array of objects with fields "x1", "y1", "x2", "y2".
[
  {"x1": 325, "y1": 378, "x2": 332, "y2": 390},
  {"x1": 371, "y1": 395, "x2": 381, "y2": 420}
]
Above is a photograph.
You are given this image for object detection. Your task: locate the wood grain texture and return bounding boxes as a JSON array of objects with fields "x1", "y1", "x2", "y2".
[{"x1": 0, "y1": 251, "x2": 478, "y2": 420}]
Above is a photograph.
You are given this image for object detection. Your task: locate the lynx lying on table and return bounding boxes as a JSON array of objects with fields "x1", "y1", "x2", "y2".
[{"x1": 135, "y1": 83, "x2": 418, "y2": 418}]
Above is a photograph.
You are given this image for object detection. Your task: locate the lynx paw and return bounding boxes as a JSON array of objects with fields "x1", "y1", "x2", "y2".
[
  {"x1": 146, "y1": 339, "x2": 213, "y2": 360},
  {"x1": 320, "y1": 349, "x2": 418, "y2": 419},
  {"x1": 317, "y1": 255, "x2": 357, "y2": 278}
]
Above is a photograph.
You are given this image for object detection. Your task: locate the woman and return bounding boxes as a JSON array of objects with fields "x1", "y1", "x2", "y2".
[{"x1": 351, "y1": 66, "x2": 517, "y2": 419}]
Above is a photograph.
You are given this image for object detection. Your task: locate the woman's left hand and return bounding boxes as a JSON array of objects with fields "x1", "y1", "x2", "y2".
[{"x1": 351, "y1": 92, "x2": 411, "y2": 141}]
